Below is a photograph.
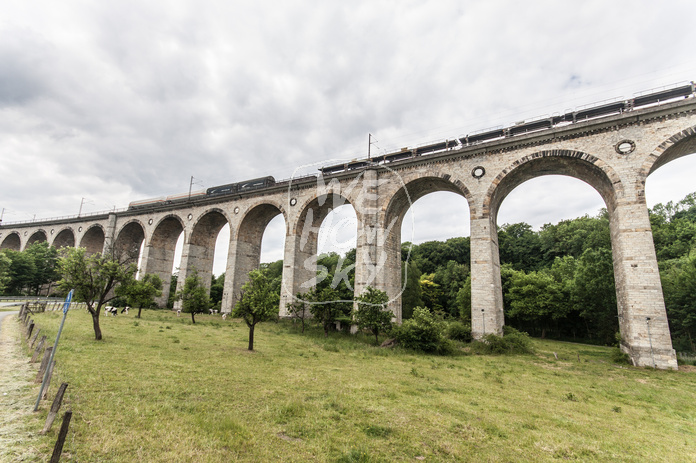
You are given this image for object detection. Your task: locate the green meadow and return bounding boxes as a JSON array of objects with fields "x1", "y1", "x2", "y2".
[{"x1": 9, "y1": 309, "x2": 696, "y2": 462}]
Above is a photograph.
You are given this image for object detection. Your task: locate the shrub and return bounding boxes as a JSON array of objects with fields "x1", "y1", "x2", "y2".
[
  {"x1": 472, "y1": 327, "x2": 533, "y2": 355},
  {"x1": 447, "y1": 321, "x2": 472, "y2": 342},
  {"x1": 391, "y1": 307, "x2": 453, "y2": 354},
  {"x1": 610, "y1": 347, "x2": 631, "y2": 365}
]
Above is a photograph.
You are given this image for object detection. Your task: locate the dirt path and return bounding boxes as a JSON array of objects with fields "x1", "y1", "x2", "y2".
[{"x1": 0, "y1": 312, "x2": 44, "y2": 462}]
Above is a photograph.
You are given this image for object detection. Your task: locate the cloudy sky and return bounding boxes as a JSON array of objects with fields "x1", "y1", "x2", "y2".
[{"x1": 2, "y1": 0, "x2": 695, "y2": 275}]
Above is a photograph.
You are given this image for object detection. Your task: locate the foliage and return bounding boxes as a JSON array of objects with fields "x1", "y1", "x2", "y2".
[
  {"x1": 391, "y1": 307, "x2": 452, "y2": 354},
  {"x1": 286, "y1": 293, "x2": 311, "y2": 333},
  {"x1": 661, "y1": 252, "x2": 696, "y2": 351},
  {"x1": 400, "y1": 260, "x2": 422, "y2": 319},
  {"x1": 209, "y1": 273, "x2": 225, "y2": 310},
  {"x1": 116, "y1": 273, "x2": 163, "y2": 318},
  {"x1": 353, "y1": 287, "x2": 392, "y2": 345},
  {"x1": 307, "y1": 286, "x2": 349, "y2": 337},
  {"x1": 446, "y1": 321, "x2": 472, "y2": 342},
  {"x1": 472, "y1": 327, "x2": 533, "y2": 355},
  {"x1": 167, "y1": 274, "x2": 178, "y2": 308},
  {"x1": 176, "y1": 269, "x2": 210, "y2": 324},
  {"x1": 57, "y1": 246, "x2": 138, "y2": 340},
  {"x1": 232, "y1": 268, "x2": 280, "y2": 350},
  {"x1": 0, "y1": 251, "x2": 10, "y2": 294}
]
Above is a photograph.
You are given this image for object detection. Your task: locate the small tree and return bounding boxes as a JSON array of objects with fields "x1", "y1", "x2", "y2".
[
  {"x1": 176, "y1": 270, "x2": 210, "y2": 324},
  {"x1": 57, "y1": 247, "x2": 138, "y2": 340},
  {"x1": 354, "y1": 287, "x2": 392, "y2": 345},
  {"x1": 117, "y1": 273, "x2": 163, "y2": 318},
  {"x1": 286, "y1": 292, "x2": 311, "y2": 333},
  {"x1": 308, "y1": 287, "x2": 345, "y2": 337},
  {"x1": 232, "y1": 269, "x2": 280, "y2": 350}
]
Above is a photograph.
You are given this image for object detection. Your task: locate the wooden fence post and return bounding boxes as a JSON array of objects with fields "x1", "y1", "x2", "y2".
[
  {"x1": 36, "y1": 346, "x2": 53, "y2": 383},
  {"x1": 26, "y1": 320, "x2": 34, "y2": 339},
  {"x1": 42, "y1": 361, "x2": 57, "y2": 400},
  {"x1": 30, "y1": 336, "x2": 47, "y2": 363},
  {"x1": 41, "y1": 383, "x2": 68, "y2": 435},
  {"x1": 49, "y1": 410, "x2": 72, "y2": 463},
  {"x1": 29, "y1": 328, "x2": 41, "y2": 349}
]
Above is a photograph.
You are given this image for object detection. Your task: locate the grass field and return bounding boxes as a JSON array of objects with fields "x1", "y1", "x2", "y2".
[{"x1": 9, "y1": 308, "x2": 696, "y2": 462}]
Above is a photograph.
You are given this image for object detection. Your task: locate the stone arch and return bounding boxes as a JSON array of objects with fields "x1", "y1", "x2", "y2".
[
  {"x1": 176, "y1": 208, "x2": 231, "y2": 309},
  {"x1": 26, "y1": 230, "x2": 48, "y2": 249},
  {"x1": 0, "y1": 232, "x2": 21, "y2": 251},
  {"x1": 114, "y1": 220, "x2": 146, "y2": 263},
  {"x1": 484, "y1": 149, "x2": 622, "y2": 224},
  {"x1": 276, "y1": 192, "x2": 359, "y2": 315},
  {"x1": 474, "y1": 150, "x2": 635, "y2": 349},
  {"x1": 51, "y1": 228, "x2": 76, "y2": 249},
  {"x1": 640, "y1": 124, "x2": 696, "y2": 193},
  {"x1": 80, "y1": 225, "x2": 106, "y2": 256},
  {"x1": 141, "y1": 215, "x2": 186, "y2": 307},
  {"x1": 381, "y1": 173, "x2": 473, "y2": 322},
  {"x1": 227, "y1": 203, "x2": 287, "y2": 309}
]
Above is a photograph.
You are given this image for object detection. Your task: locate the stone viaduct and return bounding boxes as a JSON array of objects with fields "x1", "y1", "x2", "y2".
[{"x1": 2, "y1": 86, "x2": 696, "y2": 369}]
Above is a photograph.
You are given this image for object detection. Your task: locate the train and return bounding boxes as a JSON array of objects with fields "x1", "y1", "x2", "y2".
[
  {"x1": 319, "y1": 81, "x2": 696, "y2": 175},
  {"x1": 128, "y1": 82, "x2": 695, "y2": 210},
  {"x1": 127, "y1": 176, "x2": 276, "y2": 210}
]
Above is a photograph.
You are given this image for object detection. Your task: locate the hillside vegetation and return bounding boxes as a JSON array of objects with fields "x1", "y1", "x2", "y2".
[{"x1": 14, "y1": 309, "x2": 696, "y2": 463}]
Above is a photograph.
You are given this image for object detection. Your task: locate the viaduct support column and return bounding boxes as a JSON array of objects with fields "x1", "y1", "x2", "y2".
[
  {"x1": 175, "y1": 240, "x2": 215, "y2": 310},
  {"x1": 354, "y1": 169, "x2": 399, "y2": 320},
  {"x1": 610, "y1": 198, "x2": 677, "y2": 369},
  {"x1": 140, "y1": 244, "x2": 176, "y2": 308},
  {"x1": 278, "y1": 232, "x2": 317, "y2": 317},
  {"x1": 469, "y1": 215, "x2": 504, "y2": 338}
]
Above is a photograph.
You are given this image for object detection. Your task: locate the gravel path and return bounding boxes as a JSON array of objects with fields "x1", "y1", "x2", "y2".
[{"x1": 0, "y1": 311, "x2": 43, "y2": 461}]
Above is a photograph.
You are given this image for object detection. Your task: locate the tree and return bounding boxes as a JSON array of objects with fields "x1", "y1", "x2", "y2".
[
  {"x1": 116, "y1": 273, "x2": 163, "y2": 318},
  {"x1": 354, "y1": 287, "x2": 392, "y2": 345},
  {"x1": 24, "y1": 242, "x2": 59, "y2": 295},
  {"x1": 0, "y1": 251, "x2": 11, "y2": 294},
  {"x1": 286, "y1": 292, "x2": 311, "y2": 333},
  {"x1": 232, "y1": 268, "x2": 280, "y2": 350},
  {"x1": 176, "y1": 269, "x2": 210, "y2": 324},
  {"x1": 3, "y1": 249, "x2": 35, "y2": 295},
  {"x1": 57, "y1": 247, "x2": 138, "y2": 340},
  {"x1": 401, "y1": 260, "x2": 423, "y2": 319},
  {"x1": 661, "y1": 252, "x2": 696, "y2": 351},
  {"x1": 209, "y1": 273, "x2": 225, "y2": 311},
  {"x1": 308, "y1": 287, "x2": 346, "y2": 337}
]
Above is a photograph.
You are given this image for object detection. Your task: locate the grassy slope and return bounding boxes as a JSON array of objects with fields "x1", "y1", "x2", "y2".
[{"x1": 16, "y1": 309, "x2": 696, "y2": 462}]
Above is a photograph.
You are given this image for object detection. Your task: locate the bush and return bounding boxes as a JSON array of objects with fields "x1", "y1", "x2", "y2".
[
  {"x1": 610, "y1": 347, "x2": 631, "y2": 365},
  {"x1": 446, "y1": 321, "x2": 472, "y2": 342},
  {"x1": 472, "y1": 327, "x2": 533, "y2": 355},
  {"x1": 391, "y1": 307, "x2": 453, "y2": 354}
]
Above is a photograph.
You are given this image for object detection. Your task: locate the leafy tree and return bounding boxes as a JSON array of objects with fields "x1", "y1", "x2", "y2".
[
  {"x1": 572, "y1": 248, "x2": 617, "y2": 343},
  {"x1": 209, "y1": 273, "x2": 225, "y2": 311},
  {"x1": 401, "y1": 260, "x2": 423, "y2": 319},
  {"x1": 419, "y1": 273, "x2": 443, "y2": 312},
  {"x1": 0, "y1": 251, "x2": 11, "y2": 294},
  {"x1": 506, "y1": 269, "x2": 569, "y2": 338},
  {"x1": 176, "y1": 269, "x2": 210, "y2": 324},
  {"x1": 662, "y1": 252, "x2": 696, "y2": 351},
  {"x1": 432, "y1": 260, "x2": 470, "y2": 318},
  {"x1": 498, "y1": 222, "x2": 543, "y2": 271},
  {"x1": 391, "y1": 307, "x2": 451, "y2": 354},
  {"x1": 308, "y1": 286, "x2": 347, "y2": 337},
  {"x1": 116, "y1": 273, "x2": 163, "y2": 318},
  {"x1": 232, "y1": 268, "x2": 280, "y2": 350},
  {"x1": 456, "y1": 275, "x2": 471, "y2": 323},
  {"x1": 167, "y1": 274, "x2": 178, "y2": 308},
  {"x1": 354, "y1": 287, "x2": 392, "y2": 345},
  {"x1": 57, "y1": 247, "x2": 138, "y2": 340},
  {"x1": 3, "y1": 249, "x2": 35, "y2": 295},
  {"x1": 24, "y1": 242, "x2": 59, "y2": 295}
]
